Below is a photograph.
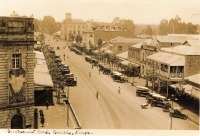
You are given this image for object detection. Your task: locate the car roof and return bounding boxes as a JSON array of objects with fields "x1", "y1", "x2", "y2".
[
  {"x1": 173, "y1": 107, "x2": 182, "y2": 110},
  {"x1": 137, "y1": 86, "x2": 149, "y2": 90},
  {"x1": 152, "y1": 94, "x2": 166, "y2": 99}
]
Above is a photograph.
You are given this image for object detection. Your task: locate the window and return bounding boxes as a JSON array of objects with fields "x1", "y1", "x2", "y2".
[
  {"x1": 118, "y1": 46, "x2": 122, "y2": 52},
  {"x1": 12, "y1": 54, "x2": 22, "y2": 69}
]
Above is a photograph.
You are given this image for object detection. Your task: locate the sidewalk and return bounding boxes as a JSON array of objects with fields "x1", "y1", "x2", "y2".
[
  {"x1": 37, "y1": 92, "x2": 72, "y2": 129},
  {"x1": 127, "y1": 76, "x2": 199, "y2": 125}
]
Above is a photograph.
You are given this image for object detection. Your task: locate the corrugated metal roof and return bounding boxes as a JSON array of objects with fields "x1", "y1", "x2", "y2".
[
  {"x1": 147, "y1": 52, "x2": 185, "y2": 66},
  {"x1": 120, "y1": 60, "x2": 130, "y2": 65},
  {"x1": 130, "y1": 39, "x2": 158, "y2": 49},
  {"x1": 182, "y1": 40, "x2": 200, "y2": 46},
  {"x1": 153, "y1": 35, "x2": 196, "y2": 43},
  {"x1": 34, "y1": 51, "x2": 53, "y2": 87},
  {"x1": 161, "y1": 45, "x2": 200, "y2": 55},
  {"x1": 110, "y1": 37, "x2": 144, "y2": 43},
  {"x1": 116, "y1": 51, "x2": 128, "y2": 59},
  {"x1": 185, "y1": 73, "x2": 200, "y2": 85}
]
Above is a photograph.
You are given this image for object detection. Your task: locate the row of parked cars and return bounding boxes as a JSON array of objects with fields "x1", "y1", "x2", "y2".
[
  {"x1": 84, "y1": 55, "x2": 128, "y2": 83},
  {"x1": 44, "y1": 45, "x2": 77, "y2": 88},
  {"x1": 136, "y1": 86, "x2": 188, "y2": 120}
]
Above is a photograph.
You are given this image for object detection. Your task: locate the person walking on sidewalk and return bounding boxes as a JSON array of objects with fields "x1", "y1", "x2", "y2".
[
  {"x1": 118, "y1": 87, "x2": 121, "y2": 94},
  {"x1": 96, "y1": 91, "x2": 99, "y2": 99},
  {"x1": 39, "y1": 109, "x2": 43, "y2": 118},
  {"x1": 46, "y1": 100, "x2": 49, "y2": 110},
  {"x1": 41, "y1": 116, "x2": 45, "y2": 127}
]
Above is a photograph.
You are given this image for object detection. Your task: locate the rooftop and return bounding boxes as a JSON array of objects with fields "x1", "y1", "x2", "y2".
[
  {"x1": 185, "y1": 73, "x2": 200, "y2": 85},
  {"x1": 153, "y1": 35, "x2": 196, "y2": 43},
  {"x1": 161, "y1": 45, "x2": 200, "y2": 55},
  {"x1": 147, "y1": 52, "x2": 185, "y2": 66},
  {"x1": 34, "y1": 51, "x2": 53, "y2": 87}
]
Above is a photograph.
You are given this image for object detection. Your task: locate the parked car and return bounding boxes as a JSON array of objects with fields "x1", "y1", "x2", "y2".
[
  {"x1": 65, "y1": 77, "x2": 77, "y2": 86},
  {"x1": 146, "y1": 93, "x2": 167, "y2": 103},
  {"x1": 169, "y1": 107, "x2": 188, "y2": 120},
  {"x1": 85, "y1": 56, "x2": 92, "y2": 62},
  {"x1": 151, "y1": 99, "x2": 171, "y2": 108},
  {"x1": 112, "y1": 73, "x2": 127, "y2": 83},
  {"x1": 136, "y1": 86, "x2": 149, "y2": 97}
]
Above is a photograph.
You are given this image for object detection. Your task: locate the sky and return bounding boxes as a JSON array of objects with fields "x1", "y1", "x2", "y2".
[{"x1": 0, "y1": 0, "x2": 200, "y2": 24}]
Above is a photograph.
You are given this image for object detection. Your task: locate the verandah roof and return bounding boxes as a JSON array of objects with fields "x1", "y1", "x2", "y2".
[{"x1": 147, "y1": 52, "x2": 185, "y2": 66}]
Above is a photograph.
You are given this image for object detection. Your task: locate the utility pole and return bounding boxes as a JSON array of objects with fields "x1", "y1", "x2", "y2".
[{"x1": 67, "y1": 86, "x2": 70, "y2": 127}]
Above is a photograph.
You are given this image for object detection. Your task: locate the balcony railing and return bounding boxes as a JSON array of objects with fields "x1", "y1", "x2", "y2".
[{"x1": 170, "y1": 73, "x2": 184, "y2": 78}]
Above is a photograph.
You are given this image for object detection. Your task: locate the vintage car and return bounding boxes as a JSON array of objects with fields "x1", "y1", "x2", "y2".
[
  {"x1": 65, "y1": 77, "x2": 77, "y2": 86},
  {"x1": 85, "y1": 56, "x2": 92, "y2": 62},
  {"x1": 112, "y1": 73, "x2": 127, "y2": 83},
  {"x1": 91, "y1": 59, "x2": 99, "y2": 66},
  {"x1": 169, "y1": 107, "x2": 188, "y2": 120},
  {"x1": 136, "y1": 86, "x2": 149, "y2": 97},
  {"x1": 151, "y1": 99, "x2": 171, "y2": 108},
  {"x1": 146, "y1": 93, "x2": 166, "y2": 103}
]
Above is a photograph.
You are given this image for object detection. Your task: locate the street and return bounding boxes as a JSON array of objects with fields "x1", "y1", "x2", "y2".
[{"x1": 45, "y1": 35, "x2": 198, "y2": 130}]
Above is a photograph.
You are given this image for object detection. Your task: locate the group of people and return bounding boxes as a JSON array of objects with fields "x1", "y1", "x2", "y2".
[
  {"x1": 37, "y1": 101, "x2": 49, "y2": 127},
  {"x1": 95, "y1": 87, "x2": 121, "y2": 100}
]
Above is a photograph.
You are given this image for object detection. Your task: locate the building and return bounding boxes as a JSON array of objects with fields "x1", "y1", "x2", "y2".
[
  {"x1": 153, "y1": 35, "x2": 196, "y2": 47},
  {"x1": 146, "y1": 43, "x2": 200, "y2": 94},
  {"x1": 0, "y1": 17, "x2": 36, "y2": 128},
  {"x1": 60, "y1": 13, "x2": 87, "y2": 41},
  {"x1": 82, "y1": 25, "x2": 135, "y2": 49}
]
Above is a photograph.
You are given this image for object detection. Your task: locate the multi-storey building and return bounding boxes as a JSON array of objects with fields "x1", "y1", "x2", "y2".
[
  {"x1": 60, "y1": 13, "x2": 87, "y2": 41},
  {"x1": 128, "y1": 39, "x2": 159, "y2": 77},
  {"x1": 146, "y1": 42, "x2": 200, "y2": 94},
  {"x1": 0, "y1": 17, "x2": 36, "y2": 128}
]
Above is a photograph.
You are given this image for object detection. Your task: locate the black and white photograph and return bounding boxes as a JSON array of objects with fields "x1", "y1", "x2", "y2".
[{"x1": 0, "y1": 0, "x2": 199, "y2": 136}]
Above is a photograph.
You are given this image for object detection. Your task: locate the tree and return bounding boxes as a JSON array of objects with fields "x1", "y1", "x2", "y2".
[
  {"x1": 75, "y1": 35, "x2": 83, "y2": 43},
  {"x1": 145, "y1": 25, "x2": 153, "y2": 35},
  {"x1": 97, "y1": 39, "x2": 103, "y2": 49},
  {"x1": 112, "y1": 17, "x2": 135, "y2": 33},
  {"x1": 159, "y1": 15, "x2": 198, "y2": 34}
]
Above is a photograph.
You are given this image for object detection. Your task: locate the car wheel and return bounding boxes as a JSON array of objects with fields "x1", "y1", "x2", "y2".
[{"x1": 184, "y1": 115, "x2": 188, "y2": 120}]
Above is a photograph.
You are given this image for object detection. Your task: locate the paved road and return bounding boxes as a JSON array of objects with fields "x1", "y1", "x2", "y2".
[{"x1": 45, "y1": 35, "x2": 198, "y2": 130}]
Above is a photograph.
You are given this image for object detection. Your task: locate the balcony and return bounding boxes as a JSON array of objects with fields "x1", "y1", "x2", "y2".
[{"x1": 170, "y1": 73, "x2": 184, "y2": 78}]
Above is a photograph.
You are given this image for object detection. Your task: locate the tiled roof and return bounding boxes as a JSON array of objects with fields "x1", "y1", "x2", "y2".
[
  {"x1": 161, "y1": 45, "x2": 200, "y2": 55},
  {"x1": 147, "y1": 52, "x2": 185, "y2": 66}
]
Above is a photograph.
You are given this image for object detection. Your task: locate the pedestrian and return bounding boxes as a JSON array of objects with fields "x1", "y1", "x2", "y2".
[
  {"x1": 99, "y1": 69, "x2": 101, "y2": 75},
  {"x1": 96, "y1": 91, "x2": 99, "y2": 99},
  {"x1": 41, "y1": 116, "x2": 45, "y2": 127},
  {"x1": 39, "y1": 109, "x2": 43, "y2": 118},
  {"x1": 46, "y1": 101, "x2": 49, "y2": 110},
  {"x1": 118, "y1": 87, "x2": 121, "y2": 94},
  {"x1": 92, "y1": 63, "x2": 94, "y2": 69},
  {"x1": 89, "y1": 72, "x2": 91, "y2": 78},
  {"x1": 63, "y1": 54, "x2": 65, "y2": 61}
]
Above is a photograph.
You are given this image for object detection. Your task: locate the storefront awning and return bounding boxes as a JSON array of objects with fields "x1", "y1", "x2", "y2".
[
  {"x1": 120, "y1": 60, "x2": 130, "y2": 66},
  {"x1": 170, "y1": 84, "x2": 200, "y2": 100}
]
